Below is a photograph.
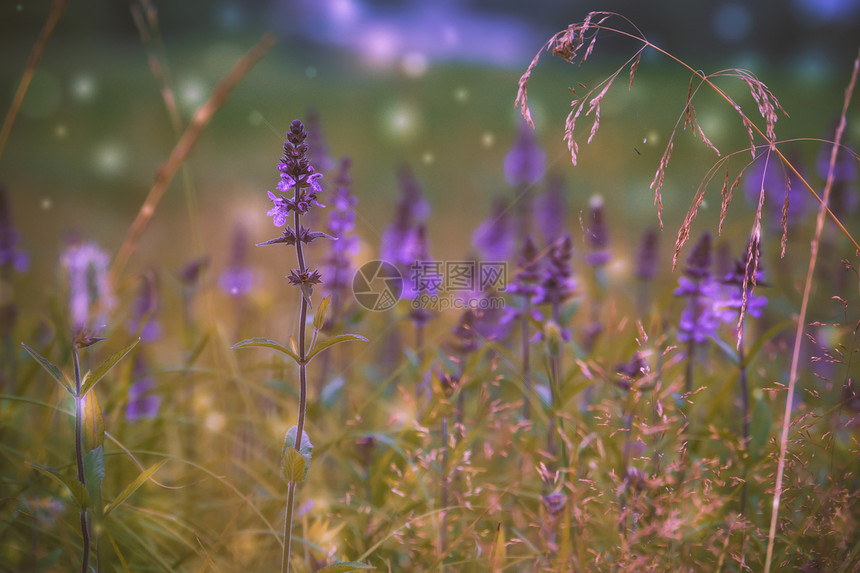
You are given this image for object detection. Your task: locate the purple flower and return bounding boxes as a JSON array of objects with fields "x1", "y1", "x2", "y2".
[
  {"x1": 321, "y1": 158, "x2": 359, "y2": 300},
  {"x1": 126, "y1": 357, "x2": 160, "y2": 420},
  {"x1": 61, "y1": 240, "x2": 115, "y2": 332},
  {"x1": 472, "y1": 198, "x2": 515, "y2": 263},
  {"x1": 178, "y1": 256, "x2": 210, "y2": 287},
  {"x1": 266, "y1": 120, "x2": 326, "y2": 228},
  {"x1": 504, "y1": 120, "x2": 545, "y2": 187},
  {"x1": 674, "y1": 233, "x2": 719, "y2": 343},
  {"x1": 816, "y1": 142, "x2": 858, "y2": 215},
  {"x1": 714, "y1": 238, "x2": 768, "y2": 324},
  {"x1": 381, "y1": 164, "x2": 430, "y2": 266},
  {"x1": 509, "y1": 235, "x2": 543, "y2": 300},
  {"x1": 584, "y1": 195, "x2": 611, "y2": 267},
  {"x1": 743, "y1": 153, "x2": 812, "y2": 226},
  {"x1": 535, "y1": 234, "x2": 576, "y2": 306},
  {"x1": 635, "y1": 228, "x2": 659, "y2": 281},
  {"x1": 534, "y1": 175, "x2": 566, "y2": 245},
  {"x1": 126, "y1": 271, "x2": 161, "y2": 342},
  {"x1": 305, "y1": 108, "x2": 335, "y2": 174},
  {"x1": 218, "y1": 224, "x2": 256, "y2": 297},
  {"x1": 0, "y1": 184, "x2": 28, "y2": 273}
]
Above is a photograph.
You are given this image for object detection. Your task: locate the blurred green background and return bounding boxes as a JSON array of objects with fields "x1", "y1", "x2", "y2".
[{"x1": 2, "y1": 0, "x2": 859, "y2": 310}]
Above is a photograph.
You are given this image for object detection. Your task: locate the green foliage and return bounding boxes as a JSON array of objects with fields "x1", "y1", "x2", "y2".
[
  {"x1": 21, "y1": 343, "x2": 73, "y2": 394},
  {"x1": 316, "y1": 561, "x2": 374, "y2": 572},
  {"x1": 282, "y1": 427, "x2": 313, "y2": 483}
]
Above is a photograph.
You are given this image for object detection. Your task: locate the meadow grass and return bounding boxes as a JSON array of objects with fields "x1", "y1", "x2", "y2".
[{"x1": 1, "y1": 6, "x2": 859, "y2": 573}]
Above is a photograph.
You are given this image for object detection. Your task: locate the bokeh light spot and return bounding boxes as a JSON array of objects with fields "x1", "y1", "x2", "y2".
[
  {"x1": 93, "y1": 143, "x2": 127, "y2": 178},
  {"x1": 481, "y1": 132, "x2": 495, "y2": 148},
  {"x1": 71, "y1": 74, "x2": 96, "y2": 102}
]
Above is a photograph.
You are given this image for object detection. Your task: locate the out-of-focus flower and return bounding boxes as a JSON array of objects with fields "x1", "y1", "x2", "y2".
[
  {"x1": 816, "y1": 141, "x2": 858, "y2": 215},
  {"x1": 305, "y1": 108, "x2": 335, "y2": 174},
  {"x1": 504, "y1": 120, "x2": 545, "y2": 187},
  {"x1": 0, "y1": 184, "x2": 28, "y2": 274},
  {"x1": 534, "y1": 175, "x2": 566, "y2": 246},
  {"x1": 743, "y1": 153, "x2": 812, "y2": 226},
  {"x1": 178, "y1": 256, "x2": 210, "y2": 287},
  {"x1": 714, "y1": 238, "x2": 768, "y2": 324},
  {"x1": 536, "y1": 234, "x2": 575, "y2": 307},
  {"x1": 584, "y1": 194, "x2": 610, "y2": 267},
  {"x1": 635, "y1": 228, "x2": 659, "y2": 281},
  {"x1": 674, "y1": 232, "x2": 720, "y2": 344},
  {"x1": 126, "y1": 270, "x2": 161, "y2": 342},
  {"x1": 218, "y1": 224, "x2": 256, "y2": 297},
  {"x1": 126, "y1": 356, "x2": 160, "y2": 420},
  {"x1": 61, "y1": 239, "x2": 115, "y2": 333},
  {"x1": 381, "y1": 164, "x2": 430, "y2": 267},
  {"x1": 472, "y1": 197, "x2": 515, "y2": 263},
  {"x1": 321, "y1": 158, "x2": 359, "y2": 301}
]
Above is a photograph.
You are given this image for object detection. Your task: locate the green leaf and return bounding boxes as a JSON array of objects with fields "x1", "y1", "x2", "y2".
[
  {"x1": 82, "y1": 390, "x2": 105, "y2": 451},
  {"x1": 84, "y1": 446, "x2": 105, "y2": 511},
  {"x1": 103, "y1": 458, "x2": 169, "y2": 517},
  {"x1": 305, "y1": 333, "x2": 368, "y2": 364},
  {"x1": 316, "y1": 561, "x2": 375, "y2": 572},
  {"x1": 80, "y1": 338, "x2": 139, "y2": 396},
  {"x1": 21, "y1": 343, "x2": 73, "y2": 395},
  {"x1": 282, "y1": 426, "x2": 312, "y2": 482},
  {"x1": 281, "y1": 448, "x2": 307, "y2": 484},
  {"x1": 30, "y1": 464, "x2": 90, "y2": 509},
  {"x1": 231, "y1": 337, "x2": 301, "y2": 364},
  {"x1": 313, "y1": 295, "x2": 331, "y2": 330}
]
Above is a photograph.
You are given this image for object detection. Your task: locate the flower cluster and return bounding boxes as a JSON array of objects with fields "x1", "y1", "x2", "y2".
[
  {"x1": 0, "y1": 184, "x2": 28, "y2": 274},
  {"x1": 675, "y1": 232, "x2": 720, "y2": 344},
  {"x1": 536, "y1": 234, "x2": 576, "y2": 307},
  {"x1": 320, "y1": 158, "x2": 359, "y2": 301},
  {"x1": 218, "y1": 224, "x2": 256, "y2": 297},
  {"x1": 260, "y1": 119, "x2": 331, "y2": 298},
  {"x1": 265, "y1": 120, "x2": 325, "y2": 227},
  {"x1": 60, "y1": 239, "x2": 115, "y2": 335}
]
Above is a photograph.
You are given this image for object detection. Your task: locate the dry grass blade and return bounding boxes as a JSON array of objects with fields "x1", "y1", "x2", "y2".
[
  {"x1": 764, "y1": 47, "x2": 860, "y2": 573},
  {"x1": 718, "y1": 166, "x2": 731, "y2": 234},
  {"x1": 110, "y1": 33, "x2": 276, "y2": 283},
  {"x1": 672, "y1": 186, "x2": 707, "y2": 270},
  {"x1": 650, "y1": 137, "x2": 674, "y2": 229},
  {"x1": 0, "y1": 0, "x2": 68, "y2": 161},
  {"x1": 629, "y1": 52, "x2": 642, "y2": 89}
]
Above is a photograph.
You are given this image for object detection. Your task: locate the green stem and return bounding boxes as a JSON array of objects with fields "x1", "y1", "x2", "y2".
[
  {"x1": 283, "y1": 190, "x2": 310, "y2": 573},
  {"x1": 72, "y1": 346, "x2": 90, "y2": 573}
]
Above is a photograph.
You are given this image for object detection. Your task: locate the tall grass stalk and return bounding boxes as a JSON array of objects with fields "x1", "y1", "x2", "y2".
[{"x1": 764, "y1": 47, "x2": 860, "y2": 573}]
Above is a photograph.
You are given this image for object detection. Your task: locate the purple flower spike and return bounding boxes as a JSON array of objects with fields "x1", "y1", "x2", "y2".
[
  {"x1": 743, "y1": 153, "x2": 812, "y2": 226},
  {"x1": 675, "y1": 232, "x2": 719, "y2": 343},
  {"x1": 321, "y1": 158, "x2": 359, "y2": 300},
  {"x1": 536, "y1": 234, "x2": 576, "y2": 306},
  {"x1": 472, "y1": 198, "x2": 515, "y2": 263},
  {"x1": 305, "y1": 108, "x2": 335, "y2": 173},
  {"x1": 534, "y1": 175, "x2": 567, "y2": 245},
  {"x1": 126, "y1": 270, "x2": 161, "y2": 342},
  {"x1": 381, "y1": 164, "x2": 430, "y2": 267},
  {"x1": 0, "y1": 184, "x2": 28, "y2": 273},
  {"x1": 219, "y1": 224, "x2": 257, "y2": 297},
  {"x1": 584, "y1": 195, "x2": 611, "y2": 267},
  {"x1": 635, "y1": 228, "x2": 659, "y2": 281},
  {"x1": 61, "y1": 239, "x2": 115, "y2": 332},
  {"x1": 504, "y1": 120, "x2": 546, "y2": 187}
]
